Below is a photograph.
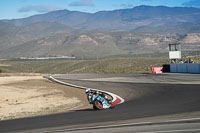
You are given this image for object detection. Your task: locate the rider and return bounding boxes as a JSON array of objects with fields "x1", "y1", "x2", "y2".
[
  {"x1": 85, "y1": 89, "x2": 110, "y2": 109},
  {"x1": 98, "y1": 92, "x2": 110, "y2": 108},
  {"x1": 85, "y1": 89, "x2": 93, "y2": 103}
]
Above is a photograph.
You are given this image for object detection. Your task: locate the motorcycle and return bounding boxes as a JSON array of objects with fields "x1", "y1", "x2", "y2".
[{"x1": 86, "y1": 90, "x2": 115, "y2": 110}]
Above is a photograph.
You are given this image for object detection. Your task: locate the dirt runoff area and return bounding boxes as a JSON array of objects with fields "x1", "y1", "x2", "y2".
[{"x1": 0, "y1": 74, "x2": 91, "y2": 120}]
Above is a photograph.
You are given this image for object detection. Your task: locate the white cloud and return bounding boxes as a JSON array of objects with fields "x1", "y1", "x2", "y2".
[
  {"x1": 120, "y1": 4, "x2": 134, "y2": 9},
  {"x1": 182, "y1": 0, "x2": 200, "y2": 7},
  {"x1": 69, "y1": 0, "x2": 94, "y2": 7},
  {"x1": 18, "y1": 5, "x2": 63, "y2": 13}
]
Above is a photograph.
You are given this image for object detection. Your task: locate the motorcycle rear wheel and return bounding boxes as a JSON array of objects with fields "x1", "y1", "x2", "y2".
[{"x1": 93, "y1": 101, "x2": 103, "y2": 110}]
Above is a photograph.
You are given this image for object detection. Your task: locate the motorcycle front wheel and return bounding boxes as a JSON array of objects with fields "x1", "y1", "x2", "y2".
[{"x1": 109, "y1": 103, "x2": 115, "y2": 109}]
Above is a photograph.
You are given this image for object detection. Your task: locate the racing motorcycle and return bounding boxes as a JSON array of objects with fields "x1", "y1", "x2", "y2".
[{"x1": 86, "y1": 89, "x2": 115, "y2": 110}]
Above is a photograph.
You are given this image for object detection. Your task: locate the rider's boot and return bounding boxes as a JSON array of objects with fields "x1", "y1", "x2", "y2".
[{"x1": 102, "y1": 101, "x2": 110, "y2": 109}]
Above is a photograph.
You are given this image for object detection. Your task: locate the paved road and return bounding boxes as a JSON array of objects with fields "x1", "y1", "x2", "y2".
[
  {"x1": 53, "y1": 73, "x2": 200, "y2": 84},
  {"x1": 60, "y1": 122, "x2": 200, "y2": 133},
  {"x1": 0, "y1": 73, "x2": 200, "y2": 133}
]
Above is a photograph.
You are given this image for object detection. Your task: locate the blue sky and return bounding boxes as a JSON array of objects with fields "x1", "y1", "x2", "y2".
[{"x1": 1, "y1": 0, "x2": 200, "y2": 20}]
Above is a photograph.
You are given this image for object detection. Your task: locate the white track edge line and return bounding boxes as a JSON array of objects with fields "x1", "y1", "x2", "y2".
[{"x1": 49, "y1": 75, "x2": 125, "y2": 104}]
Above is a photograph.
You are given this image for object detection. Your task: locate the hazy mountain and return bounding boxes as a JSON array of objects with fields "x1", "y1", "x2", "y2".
[
  {"x1": 4, "y1": 5, "x2": 200, "y2": 31},
  {"x1": 132, "y1": 23, "x2": 200, "y2": 33},
  {"x1": 1, "y1": 6, "x2": 200, "y2": 58},
  {"x1": 0, "y1": 21, "x2": 72, "y2": 50},
  {"x1": 0, "y1": 21, "x2": 19, "y2": 37},
  {"x1": 4, "y1": 10, "x2": 91, "y2": 28},
  {"x1": 17, "y1": 22, "x2": 73, "y2": 38},
  {"x1": 0, "y1": 21, "x2": 23, "y2": 50}
]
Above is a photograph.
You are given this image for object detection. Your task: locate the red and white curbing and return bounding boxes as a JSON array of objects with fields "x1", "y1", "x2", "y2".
[{"x1": 49, "y1": 75, "x2": 125, "y2": 104}]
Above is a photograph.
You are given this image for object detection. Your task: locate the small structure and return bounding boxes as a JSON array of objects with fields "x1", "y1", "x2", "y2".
[
  {"x1": 168, "y1": 43, "x2": 181, "y2": 63},
  {"x1": 164, "y1": 42, "x2": 200, "y2": 74}
]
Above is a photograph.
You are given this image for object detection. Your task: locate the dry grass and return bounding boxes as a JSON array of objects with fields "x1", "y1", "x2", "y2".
[{"x1": 0, "y1": 57, "x2": 169, "y2": 74}]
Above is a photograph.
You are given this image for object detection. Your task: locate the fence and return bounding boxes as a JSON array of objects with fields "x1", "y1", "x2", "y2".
[{"x1": 170, "y1": 63, "x2": 200, "y2": 73}]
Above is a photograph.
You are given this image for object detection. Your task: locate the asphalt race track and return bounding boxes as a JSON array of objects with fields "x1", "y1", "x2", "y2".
[{"x1": 1, "y1": 73, "x2": 200, "y2": 133}]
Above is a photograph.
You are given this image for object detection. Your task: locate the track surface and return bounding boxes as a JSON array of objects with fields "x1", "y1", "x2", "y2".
[{"x1": 0, "y1": 73, "x2": 200, "y2": 132}]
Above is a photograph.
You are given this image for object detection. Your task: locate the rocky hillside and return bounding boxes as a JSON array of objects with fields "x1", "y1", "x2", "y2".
[
  {"x1": 0, "y1": 21, "x2": 72, "y2": 50},
  {"x1": 1, "y1": 29, "x2": 200, "y2": 58}
]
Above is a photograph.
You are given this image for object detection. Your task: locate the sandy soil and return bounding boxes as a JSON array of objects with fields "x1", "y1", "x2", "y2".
[{"x1": 0, "y1": 75, "x2": 91, "y2": 120}]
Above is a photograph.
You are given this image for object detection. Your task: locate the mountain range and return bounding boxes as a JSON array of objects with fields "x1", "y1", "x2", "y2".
[{"x1": 1, "y1": 5, "x2": 200, "y2": 58}]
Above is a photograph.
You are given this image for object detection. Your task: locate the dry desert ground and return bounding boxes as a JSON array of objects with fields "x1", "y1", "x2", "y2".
[{"x1": 0, "y1": 74, "x2": 90, "y2": 120}]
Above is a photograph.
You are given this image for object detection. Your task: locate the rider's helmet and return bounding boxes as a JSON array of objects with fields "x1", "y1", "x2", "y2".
[
  {"x1": 85, "y1": 89, "x2": 91, "y2": 94},
  {"x1": 101, "y1": 92, "x2": 105, "y2": 97}
]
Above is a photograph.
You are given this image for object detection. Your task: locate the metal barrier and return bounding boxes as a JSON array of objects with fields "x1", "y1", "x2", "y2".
[{"x1": 170, "y1": 63, "x2": 200, "y2": 73}]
